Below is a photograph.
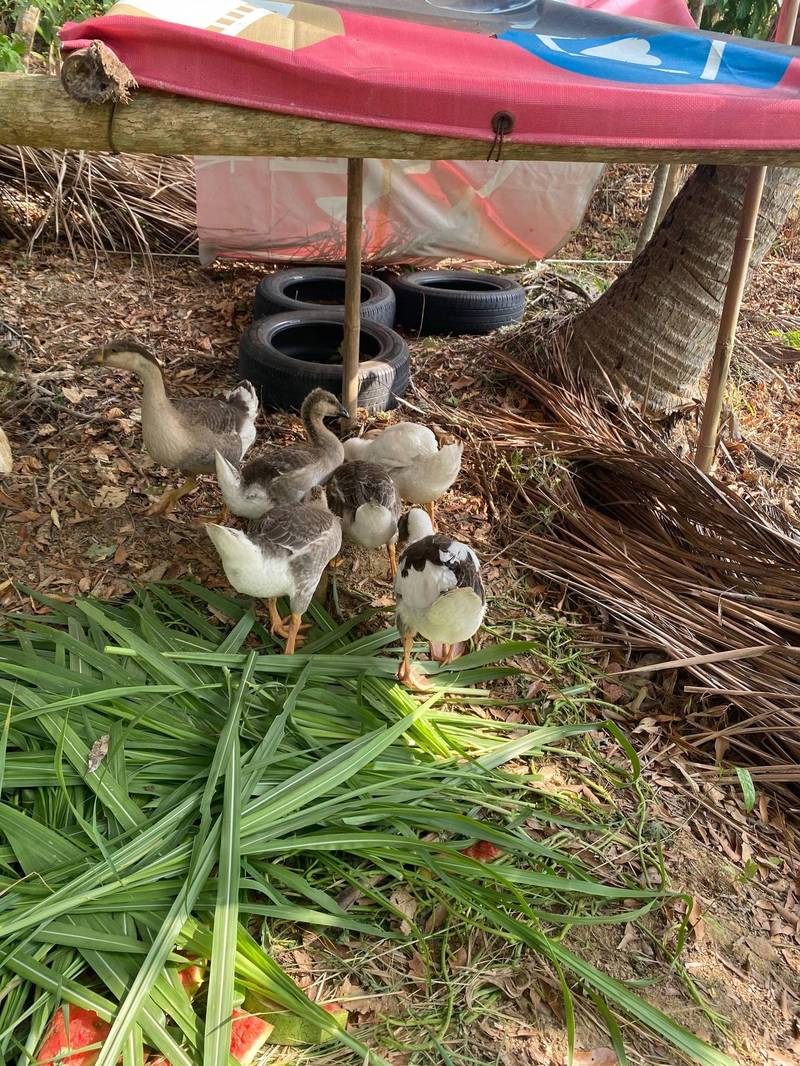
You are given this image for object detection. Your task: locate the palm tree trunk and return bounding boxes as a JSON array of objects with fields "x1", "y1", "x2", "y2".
[{"x1": 567, "y1": 164, "x2": 800, "y2": 413}]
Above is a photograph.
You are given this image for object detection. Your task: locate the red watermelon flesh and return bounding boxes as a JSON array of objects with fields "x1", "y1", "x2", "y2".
[
  {"x1": 146, "y1": 1008, "x2": 270, "y2": 1065},
  {"x1": 229, "y1": 1008, "x2": 272, "y2": 1065},
  {"x1": 461, "y1": 840, "x2": 503, "y2": 862},
  {"x1": 178, "y1": 963, "x2": 205, "y2": 999},
  {"x1": 36, "y1": 1006, "x2": 111, "y2": 1066}
]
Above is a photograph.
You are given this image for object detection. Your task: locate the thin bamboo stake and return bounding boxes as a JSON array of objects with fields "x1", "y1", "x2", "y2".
[
  {"x1": 0, "y1": 424, "x2": 11, "y2": 474},
  {"x1": 694, "y1": 167, "x2": 768, "y2": 470},
  {"x1": 633, "y1": 163, "x2": 669, "y2": 256},
  {"x1": 342, "y1": 157, "x2": 364, "y2": 420},
  {"x1": 656, "y1": 163, "x2": 685, "y2": 225},
  {"x1": 695, "y1": 0, "x2": 800, "y2": 472}
]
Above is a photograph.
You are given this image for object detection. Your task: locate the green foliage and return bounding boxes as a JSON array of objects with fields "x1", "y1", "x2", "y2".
[
  {"x1": 8, "y1": 0, "x2": 114, "y2": 55},
  {"x1": 0, "y1": 32, "x2": 26, "y2": 71},
  {"x1": 699, "y1": 0, "x2": 779, "y2": 39},
  {"x1": 771, "y1": 328, "x2": 800, "y2": 349},
  {"x1": 735, "y1": 766, "x2": 757, "y2": 812},
  {"x1": 0, "y1": 583, "x2": 736, "y2": 1065}
]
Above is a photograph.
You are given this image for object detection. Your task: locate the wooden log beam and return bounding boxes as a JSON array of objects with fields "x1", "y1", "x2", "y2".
[{"x1": 4, "y1": 73, "x2": 800, "y2": 164}]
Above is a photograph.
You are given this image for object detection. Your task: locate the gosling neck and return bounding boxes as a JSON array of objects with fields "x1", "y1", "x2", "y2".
[
  {"x1": 134, "y1": 358, "x2": 169, "y2": 407},
  {"x1": 304, "y1": 407, "x2": 340, "y2": 451}
]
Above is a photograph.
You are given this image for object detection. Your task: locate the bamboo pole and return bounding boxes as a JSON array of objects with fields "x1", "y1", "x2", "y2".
[
  {"x1": 0, "y1": 425, "x2": 11, "y2": 475},
  {"x1": 694, "y1": 168, "x2": 768, "y2": 471},
  {"x1": 634, "y1": 163, "x2": 670, "y2": 256},
  {"x1": 695, "y1": 0, "x2": 800, "y2": 472},
  {"x1": 6, "y1": 74, "x2": 800, "y2": 164},
  {"x1": 342, "y1": 158, "x2": 364, "y2": 420},
  {"x1": 657, "y1": 163, "x2": 685, "y2": 225}
]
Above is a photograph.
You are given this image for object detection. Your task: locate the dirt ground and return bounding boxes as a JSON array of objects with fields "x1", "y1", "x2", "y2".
[{"x1": 2, "y1": 165, "x2": 800, "y2": 1064}]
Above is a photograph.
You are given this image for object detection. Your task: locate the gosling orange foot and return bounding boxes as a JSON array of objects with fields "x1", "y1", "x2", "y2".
[
  {"x1": 443, "y1": 642, "x2": 466, "y2": 665},
  {"x1": 284, "y1": 613, "x2": 308, "y2": 655},
  {"x1": 396, "y1": 662, "x2": 433, "y2": 692},
  {"x1": 145, "y1": 490, "x2": 181, "y2": 517},
  {"x1": 268, "y1": 599, "x2": 310, "y2": 641},
  {"x1": 397, "y1": 632, "x2": 432, "y2": 691},
  {"x1": 197, "y1": 503, "x2": 230, "y2": 525}
]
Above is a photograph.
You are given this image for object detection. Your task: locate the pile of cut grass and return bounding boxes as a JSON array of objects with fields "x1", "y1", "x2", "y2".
[{"x1": 0, "y1": 583, "x2": 732, "y2": 1065}]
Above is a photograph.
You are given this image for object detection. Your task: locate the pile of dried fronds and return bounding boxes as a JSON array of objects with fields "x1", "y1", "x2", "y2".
[
  {"x1": 469, "y1": 347, "x2": 800, "y2": 788},
  {"x1": 0, "y1": 146, "x2": 196, "y2": 255}
]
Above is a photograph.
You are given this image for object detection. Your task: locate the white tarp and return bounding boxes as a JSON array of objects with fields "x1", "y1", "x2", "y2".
[{"x1": 195, "y1": 155, "x2": 604, "y2": 266}]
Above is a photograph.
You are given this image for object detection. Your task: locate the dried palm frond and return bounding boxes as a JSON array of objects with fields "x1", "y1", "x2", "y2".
[
  {"x1": 0, "y1": 146, "x2": 196, "y2": 256},
  {"x1": 450, "y1": 343, "x2": 800, "y2": 787}
]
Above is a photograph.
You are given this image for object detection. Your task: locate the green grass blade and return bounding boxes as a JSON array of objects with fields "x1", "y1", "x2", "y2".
[
  {"x1": 3, "y1": 949, "x2": 116, "y2": 1020},
  {"x1": 0, "y1": 707, "x2": 10, "y2": 797},
  {"x1": 204, "y1": 664, "x2": 245, "y2": 1065},
  {"x1": 0, "y1": 802, "x2": 86, "y2": 874},
  {"x1": 0, "y1": 585, "x2": 734, "y2": 1066},
  {"x1": 93, "y1": 826, "x2": 220, "y2": 1066}
]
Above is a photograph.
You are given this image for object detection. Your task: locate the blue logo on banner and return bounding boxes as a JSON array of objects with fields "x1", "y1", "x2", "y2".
[{"x1": 498, "y1": 29, "x2": 792, "y2": 88}]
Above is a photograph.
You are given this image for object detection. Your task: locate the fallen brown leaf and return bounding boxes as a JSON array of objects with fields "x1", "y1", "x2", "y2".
[
  {"x1": 93, "y1": 485, "x2": 129, "y2": 509},
  {"x1": 62, "y1": 385, "x2": 84, "y2": 404},
  {"x1": 573, "y1": 1048, "x2": 617, "y2": 1066},
  {"x1": 140, "y1": 561, "x2": 170, "y2": 583},
  {"x1": 617, "y1": 922, "x2": 637, "y2": 952},
  {"x1": 389, "y1": 887, "x2": 418, "y2": 935},
  {"x1": 688, "y1": 896, "x2": 706, "y2": 943}
]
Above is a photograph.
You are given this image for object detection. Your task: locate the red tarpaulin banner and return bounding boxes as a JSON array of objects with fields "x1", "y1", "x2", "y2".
[{"x1": 61, "y1": 0, "x2": 800, "y2": 152}]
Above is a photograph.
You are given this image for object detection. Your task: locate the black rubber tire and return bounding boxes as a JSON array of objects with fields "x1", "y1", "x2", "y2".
[
  {"x1": 239, "y1": 311, "x2": 410, "y2": 413},
  {"x1": 254, "y1": 267, "x2": 396, "y2": 326},
  {"x1": 390, "y1": 269, "x2": 525, "y2": 336}
]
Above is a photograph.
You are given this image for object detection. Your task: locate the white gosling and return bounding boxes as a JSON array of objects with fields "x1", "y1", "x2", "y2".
[
  {"x1": 393, "y1": 507, "x2": 485, "y2": 690},
  {"x1": 343, "y1": 422, "x2": 462, "y2": 526}
]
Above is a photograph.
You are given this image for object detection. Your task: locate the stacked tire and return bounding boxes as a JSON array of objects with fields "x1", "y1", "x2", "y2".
[
  {"x1": 240, "y1": 312, "x2": 410, "y2": 414},
  {"x1": 388, "y1": 270, "x2": 526, "y2": 336},
  {"x1": 243, "y1": 267, "x2": 408, "y2": 413},
  {"x1": 253, "y1": 267, "x2": 396, "y2": 326},
  {"x1": 239, "y1": 266, "x2": 526, "y2": 412}
]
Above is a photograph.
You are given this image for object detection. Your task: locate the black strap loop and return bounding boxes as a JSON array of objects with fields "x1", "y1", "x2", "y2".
[{"x1": 487, "y1": 110, "x2": 515, "y2": 162}]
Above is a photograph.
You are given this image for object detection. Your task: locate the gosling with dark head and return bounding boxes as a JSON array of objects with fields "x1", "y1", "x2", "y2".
[
  {"x1": 393, "y1": 508, "x2": 485, "y2": 691},
  {"x1": 205, "y1": 485, "x2": 341, "y2": 654},
  {"x1": 214, "y1": 388, "x2": 348, "y2": 520},
  {"x1": 86, "y1": 337, "x2": 257, "y2": 516}
]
